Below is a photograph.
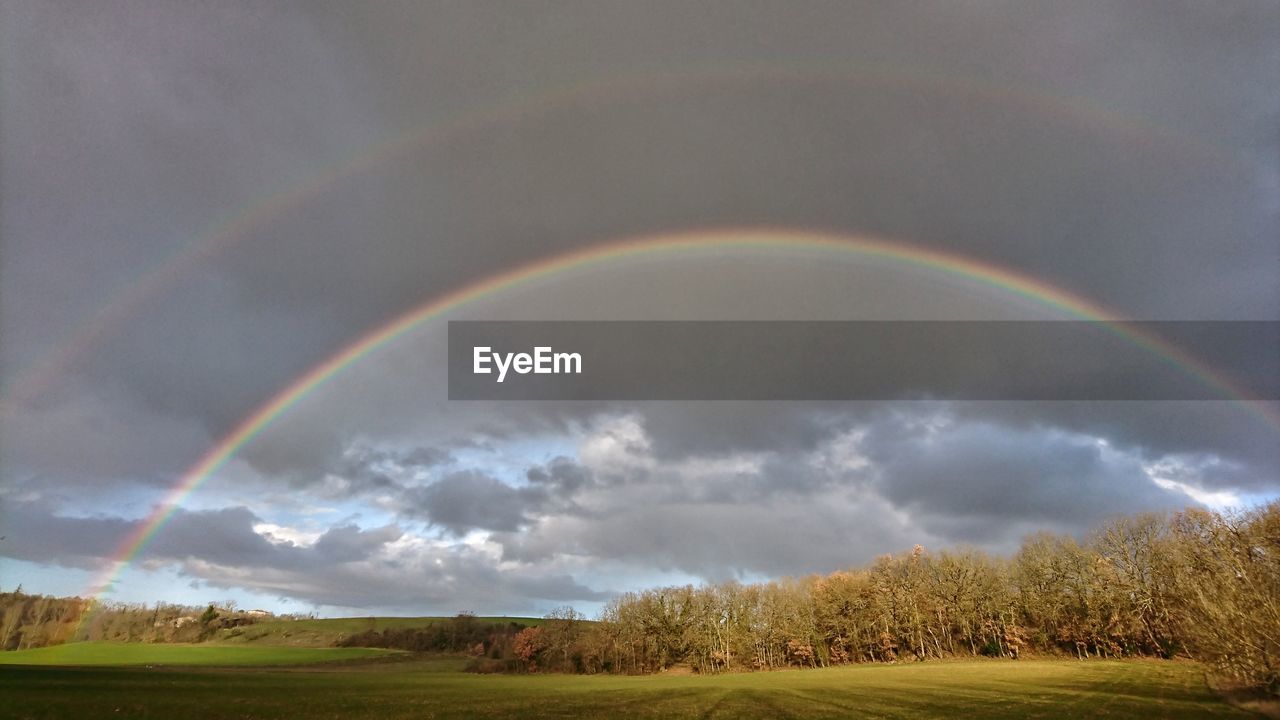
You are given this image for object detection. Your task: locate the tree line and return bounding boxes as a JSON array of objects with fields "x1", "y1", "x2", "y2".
[
  {"x1": 336, "y1": 612, "x2": 532, "y2": 672},
  {"x1": 0, "y1": 592, "x2": 292, "y2": 649},
  {"x1": 504, "y1": 503, "x2": 1277, "y2": 695},
  {"x1": 3, "y1": 501, "x2": 1275, "y2": 694}
]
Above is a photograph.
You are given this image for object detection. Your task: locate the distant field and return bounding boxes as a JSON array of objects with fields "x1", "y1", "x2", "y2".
[
  {"x1": 217, "y1": 615, "x2": 545, "y2": 646},
  {"x1": 0, "y1": 656, "x2": 1254, "y2": 719},
  {"x1": 0, "y1": 641, "x2": 400, "y2": 666}
]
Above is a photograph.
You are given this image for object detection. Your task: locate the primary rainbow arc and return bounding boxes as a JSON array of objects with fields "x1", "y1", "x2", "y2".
[{"x1": 77, "y1": 228, "x2": 1277, "y2": 614}]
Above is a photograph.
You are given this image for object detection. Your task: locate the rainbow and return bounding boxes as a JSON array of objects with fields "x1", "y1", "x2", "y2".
[
  {"x1": 2, "y1": 64, "x2": 1245, "y2": 410},
  {"x1": 75, "y1": 228, "x2": 1278, "y2": 616}
]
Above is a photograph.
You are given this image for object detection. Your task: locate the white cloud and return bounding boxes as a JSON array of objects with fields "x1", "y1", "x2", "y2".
[
  {"x1": 577, "y1": 413, "x2": 654, "y2": 475},
  {"x1": 252, "y1": 522, "x2": 320, "y2": 548}
]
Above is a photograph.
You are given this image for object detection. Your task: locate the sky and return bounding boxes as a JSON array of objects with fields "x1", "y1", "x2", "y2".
[{"x1": 1, "y1": 1, "x2": 1277, "y2": 617}]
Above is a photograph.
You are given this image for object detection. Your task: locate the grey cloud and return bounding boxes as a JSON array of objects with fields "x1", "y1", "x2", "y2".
[
  {"x1": 146, "y1": 507, "x2": 289, "y2": 568},
  {"x1": 527, "y1": 457, "x2": 594, "y2": 495},
  {"x1": 183, "y1": 551, "x2": 613, "y2": 615},
  {"x1": 633, "y1": 402, "x2": 1279, "y2": 495},
  {"x1": 325, "y1": 443, "x2": 457, "y2": 496},
  {"x1": 307, "y1": 450, "x2": 598, "y2": 533},
  {"x1": 0, "y1": 499, "x2": 609, "y2": 611},
  {"x1": 0, "y1": 405, "x2": 1221, "y2": 611},
  {"x1": 8, "y1": 3, "x2": 1276, "y2": 444},
  {"x1": 1142, "y1": 453, "x2": 1258, "y2": 492},
  {"x1": 638, "y1": 404, "x2": 849, "y2": 461},
  {"x1": 400, "y1": 446, "x2": 454, "y2": 468},
  {"x1": 0, "y1": 380, "x2": 213, "y2": 489},
  {"x1": 311, "y1": 524, "x2": 404, "y2": 564},
  {"x1": 865, "y1": 420, "x2": 1187, "y2": 540},
  {"x1": 407, "y1": 470, "x2": 532, "y2": 535},
  {"x1": 0, "y1": 503, "x2": 135, "y2": 570},
  {"x1": 948, "y1": 402, "x2": 1280, "y2": 490},
  {"x1": 0, "y1": 501, "x2": 396, "y2": 572},
  {"x1": 504, "y1": 572, "x2": 614, "y2": 604},
  {"x1": 492, "y1": 411, "x2": 1199, "y2": 577},
  {"x1": 2, "y1": 0, "x2": 383, "y2": 427},
  {"x1": 497, "y1": 491, "x2": 931, "y2": 580}
]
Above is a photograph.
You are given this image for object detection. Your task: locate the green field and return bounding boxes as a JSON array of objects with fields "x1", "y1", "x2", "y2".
[
  {"x1": 0, "y1": 642, "x2": 400, "y2": 666},
  {"x1": 216, "y1": 615, "x2": 545, "y2": 646},
  {"x1": 0, "y1": 653, "x2": 1257, "y2": 719}
]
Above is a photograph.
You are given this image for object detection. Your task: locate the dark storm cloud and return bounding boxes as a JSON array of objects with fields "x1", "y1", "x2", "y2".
[
  {"x1": 7, "y1": 2, "x2": 1276, "y2": 438},
  {"x1": 865, "y1": 420, "x2": 1183, "y2": 539},
  {"x1": 947, "y1": 402, "x2": 1280, "y2": 490},
  {"x1": 0, "y1": 379, "x2": 212, "y2": 489},
  {"x1": 201, "y1": 1, "x2": 1278, "y2": 328},
  {"x1": 1, "y1": 0, "x2": 382, "y2": 401}
]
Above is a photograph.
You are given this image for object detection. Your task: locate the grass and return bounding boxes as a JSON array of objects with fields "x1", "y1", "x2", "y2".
[
  {"x1": 0, "y1": 641, "x2": 400, "y2": 666},
  {"x1": 0, "y1": 655, "x2": 1258, "y2": 719},
  {"x1": 216, "y1": 615, "x2": 544, "y2": 646}
]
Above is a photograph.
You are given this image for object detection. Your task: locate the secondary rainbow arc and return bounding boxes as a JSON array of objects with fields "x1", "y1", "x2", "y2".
[{"x1": 3, "y1": 64, "x2": 1247, "y2": 410}]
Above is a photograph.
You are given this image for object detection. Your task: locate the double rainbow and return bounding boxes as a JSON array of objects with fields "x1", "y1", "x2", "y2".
[{"x1": 76, "y1": 228, "x2": 1278, "y2": 612}]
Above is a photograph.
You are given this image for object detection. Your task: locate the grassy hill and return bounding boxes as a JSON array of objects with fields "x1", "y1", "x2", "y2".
[
  {"x1": 214, "y1": 615, "x2": 544, "y2": 647},
  {"x1": 0, "y1": 641, "x2": 400, "y2": 666},
  {"x1": 0, "y1": 657, "x2": 1255, "y2": 719}
]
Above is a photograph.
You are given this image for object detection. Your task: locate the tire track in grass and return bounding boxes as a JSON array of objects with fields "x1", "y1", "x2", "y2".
[
  {"x1": 698, "y1": 688, "x2": 733, "y2": 720},
  {"x1": 779, "y1": 687, "x2": 898, "y2": 720},
  {"x1": 692, "y1": 688, "x2": 790, "y2": 720}
]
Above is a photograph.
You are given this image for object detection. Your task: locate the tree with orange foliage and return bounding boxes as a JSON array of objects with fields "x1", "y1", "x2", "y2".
[{"x1": 513, "y1": 626, "x2": 547, "y2": 672}]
